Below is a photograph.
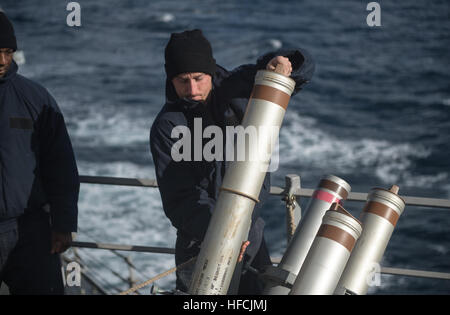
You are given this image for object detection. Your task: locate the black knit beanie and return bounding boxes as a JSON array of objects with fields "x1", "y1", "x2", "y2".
[
  {"x1": 164, "y1": 29, "x2": 216, "y2": 80},
  {"x1": 0, "y1": 12, "x2": 17, "y2": 51}
]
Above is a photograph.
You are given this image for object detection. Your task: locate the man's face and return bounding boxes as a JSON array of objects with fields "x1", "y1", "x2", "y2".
[
  {"x1": 171, "y1": 72, "x2": 212, "y2": 102},
  {"x1": 0, "y1": 48, "x2": 14, "y2": 78}
]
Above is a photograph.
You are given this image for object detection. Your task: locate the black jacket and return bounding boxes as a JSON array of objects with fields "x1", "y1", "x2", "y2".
[
  {"x1": 0, "y1": 61, "x2": 79, "y2": 232},
  {"x1": 150, "y1": 49, "x2": 314, "y2": 259}
]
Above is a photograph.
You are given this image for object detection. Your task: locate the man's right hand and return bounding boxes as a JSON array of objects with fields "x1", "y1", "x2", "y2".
[{"x1": 266, "y1": 56, "x2": 292, "y2": 76}]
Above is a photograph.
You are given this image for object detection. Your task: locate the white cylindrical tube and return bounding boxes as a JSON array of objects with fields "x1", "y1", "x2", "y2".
[
  {"x1": 188, "y1": 70, "x2": 296, "y2": 295},
  {"x1": 263, "y1": 175, "x2": 351, "y2": 295},
  {"x1": 335, "y1": 185, "x2": 405, "y2": 295},
  {"x1": 289, "y1": 203, "x2": 362, "y2": 295}
]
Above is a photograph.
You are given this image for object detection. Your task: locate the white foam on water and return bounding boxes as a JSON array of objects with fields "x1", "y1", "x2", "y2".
[
  {"x1": 427, "y1": 244, "x2": 449, "y2": 256},
  {"x1": 71, "y1": 108, "x2": 150, "y2": 147},
  {"x1": 402, "y1": 172, "x2": 448, "y2": 189},
  {"x1": 268, "y1": 39, "x2": 282, "y2": 50},
  {"x1": 78, "y1": 160, "x2": 152, "y2": 178},
  {"x1": 278, "y1": 111, "x2": 436, "y2": 186},
  {"x1": 157, "y1": 13, "x2": 175, "y2": 23}
]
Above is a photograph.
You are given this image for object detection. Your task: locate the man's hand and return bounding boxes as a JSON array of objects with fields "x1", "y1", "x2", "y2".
[
  {"x1": 238, "y1": 240, "x2": 250, "y2": 263},
  {"x1": 51, "y1": 231, "x2": 73, "y2": 254},
  {"x1": 266, "y1": 56, "x2": 292, "y2": 76}
]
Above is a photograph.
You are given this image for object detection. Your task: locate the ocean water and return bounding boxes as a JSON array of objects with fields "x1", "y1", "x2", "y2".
[{"x1": 2, "y1": 0, "x2": 449, "y2": 294}]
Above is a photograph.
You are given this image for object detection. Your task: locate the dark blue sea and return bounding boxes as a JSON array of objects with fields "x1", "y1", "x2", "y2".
[{"x1": 2, "y1": 0, "x2": 449, "y2": 294}]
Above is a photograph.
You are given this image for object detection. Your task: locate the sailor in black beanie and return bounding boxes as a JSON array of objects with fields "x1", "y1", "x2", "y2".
[
  {"x1": 0, "y1": 11, "x2": 79, "y2": 295},
  {"x1": 0, "y1": 11, "x2": 17, "y2": 51},
  {"x1": 164, "y1": 29, "x2": 217, "y2": 103},
  {"x1": 164, "y1": 29, "x2": 216, "y2": 81},
  {"x1": 0, "y1": 11, "x2": 17, "y2": 77},
  {"x1": 150, "y1": 29, "x2": 315, "y2": 294}
]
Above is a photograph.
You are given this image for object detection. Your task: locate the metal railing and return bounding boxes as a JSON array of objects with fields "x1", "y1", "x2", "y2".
[
  {"x1": 79, "y1": 175, "x2": 450, "y2": 208},
  {"x1": 74, "y1": 174, "x2": 450, "y2": 291}
]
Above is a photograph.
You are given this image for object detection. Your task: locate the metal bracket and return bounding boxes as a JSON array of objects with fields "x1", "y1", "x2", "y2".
[{"x1": 261, "y1": 265, "x2": 297, "y2": 289}]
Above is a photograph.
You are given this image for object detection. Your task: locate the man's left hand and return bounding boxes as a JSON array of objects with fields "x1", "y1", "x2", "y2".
[
  {"x1": 51, "y1": 231, "x2": 73, "y2": 254},
  {"x1": 238, "y1": 240, "x2": 251, "y2": 263}
]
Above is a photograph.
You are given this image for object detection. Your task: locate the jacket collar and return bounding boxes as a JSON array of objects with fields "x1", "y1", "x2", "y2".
[{"x1": 0, "y1": 60, "x2": 18, "y2": 84}]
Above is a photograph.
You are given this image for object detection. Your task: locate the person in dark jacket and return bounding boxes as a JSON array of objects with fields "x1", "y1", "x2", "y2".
[
  {"x1": 150, "y1": 29, "x2": 314, "y2": 294},
  {"x1": 0, "y1": 11, "x2": 79, "y2": 294}
]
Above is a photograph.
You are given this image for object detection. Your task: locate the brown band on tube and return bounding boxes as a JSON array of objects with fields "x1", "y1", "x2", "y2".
[
  {"x1": 219, "y1": 187, "x2": 260, "y2": 204},
  {"x1": 363, "y1": 201, "x2": 400, "y2": 227},
  {"x1": 251, "y1": 84, "x2": 291, "y2": 110},
  {"x1": 318, "y1": 179, "x2": 349, "y2": 200},
  {"x1": 317, "y1": 224, "x2": 357, "y2": 252}
]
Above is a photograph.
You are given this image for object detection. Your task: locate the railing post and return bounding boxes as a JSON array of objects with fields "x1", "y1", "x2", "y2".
[
  {"x1": 125, "y1": 256, "x2": 136, "y2": 291},
  {"x1": 283, "y1": 174, "x2": 302, "y2": 244}
]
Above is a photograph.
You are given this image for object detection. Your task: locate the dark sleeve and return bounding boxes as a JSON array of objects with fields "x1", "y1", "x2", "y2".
[
  {"x1": 255, "y1": 48, "x2": 316, "y2": 95},
  {"x1": 38, "y1": 93, "x2": 79, "y2": 233},
  {"x1": 215, "y1": 48, "x2": 315, "y2": 121},
  {"x1": 150, "y1": 118, "x2": 214, "y2": 240}
]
